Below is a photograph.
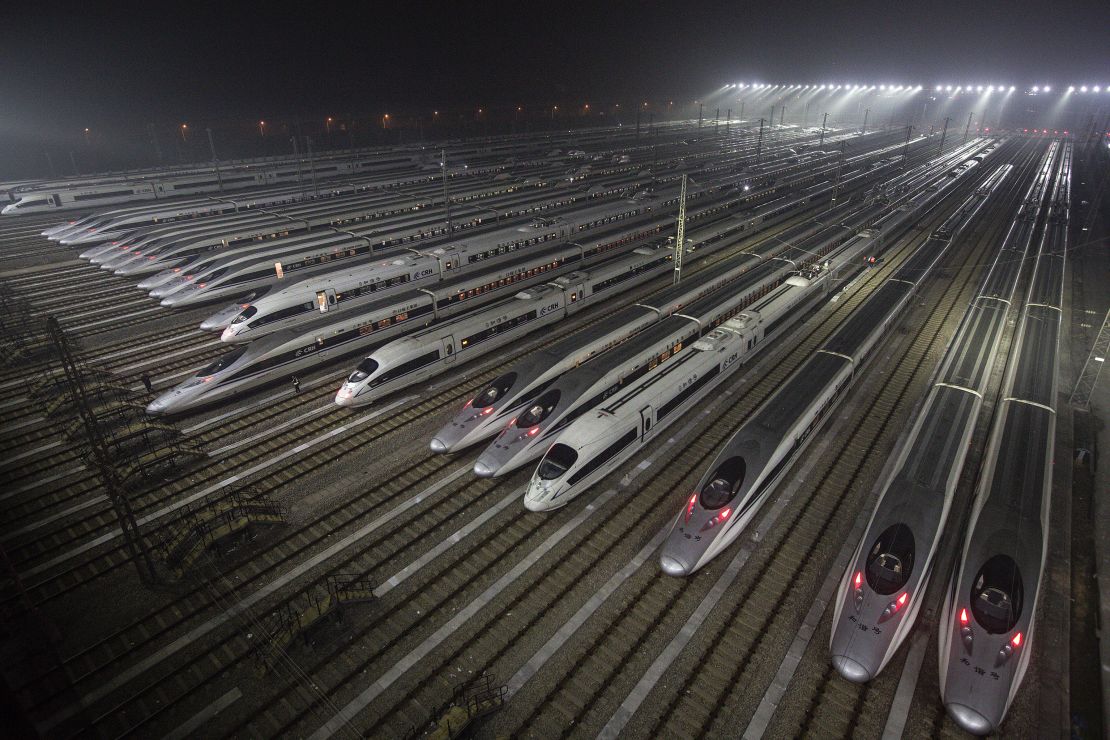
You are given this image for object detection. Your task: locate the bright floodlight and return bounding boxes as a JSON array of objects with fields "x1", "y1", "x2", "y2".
[
  {"x1": 976, "y1": 85, "x2": 983, "y2": 92},
  {"x1": 946, "y1": 85, "x2": 953, "y2": 91},
  {"x1": 935, "y1": 84, "x2": 942, "y2": 91},
  {"x1": 1009, "y1": 85, "x2": 1016, "y2": 91},
  {"x1": 1081, "y1": 85, "x2": 1088, "y2": 92},
  {"x1": 1095, "y1": 86, "x2": 1102, "y2": 92},
  {"x1": 1043, "y1": 86, "x2": 1051, "y2": 92},
  {"x1": 1032, "y1": 86, "x2": 1040, "y2": 92}
]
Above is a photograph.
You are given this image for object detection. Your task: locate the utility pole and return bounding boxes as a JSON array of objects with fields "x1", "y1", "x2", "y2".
[
  {"x1": 69, "y1": 151, "x2": 79, "y2": 176},
  {"x1": 862, "y1": 108, "x2": 870, "y2": 135},
  {"x1": 962, "y1": 112, "x2": 974, "y2": 144},
  {"x1": 756, "y1": 118, "x2": 765, "y2": 162},
  {"x1": 726, "y1": 108, "x2": 731, "y2": 135},
  {"x1": 938, "y1": 116, "x2": 951, "y2": 153},
  {"x1": 672, "y1": 174, "x2": 688, "y2": 285},
  {"x1": 206, "y1": 128, "x2": 223, "y2": 192},
  {"x1": 635, "y1": 108, "x2": 641, "y2": 140},
  {"x1": 441, "y1": 148, "x2": 451, "y2": 230},
  {"x1": 901, "y1": 125, "x2": 913, "y2": 166},
  {"x1": 698, "y1": 103, "x2": 703, "y2": 128},
  {"x1": 44, "y1": 150, "x2": 56, "y2": 178},
  {"x1": 715, "y1": 107, "x2": 720, "y2": 132},
  {"x1": 306, "y1": 137, "x2": 319, "y2": 197},
  {"x1": 819, "y1": 112, "x2": 828, "y2": 146},
  {"x1": 780, "y1": 106, "x2": 785, "y2": 127},
  {"x1": 739, "y1": 101, "x2": 745, "y2": 122},
  {"x1": 831, "y1": 142, "x2": 846, "y2": 211},
  {"x1": 46, "y1": 317, "x2": 159, "y2": 585}
]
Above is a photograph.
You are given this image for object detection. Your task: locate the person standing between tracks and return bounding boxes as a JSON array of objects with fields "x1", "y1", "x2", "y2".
[
  {"x1": 141, "y1": 372, "x2": 153, "y2": 394},
  {"x1": 292, "y1": 375, "x2": 301, "y2": 394}
]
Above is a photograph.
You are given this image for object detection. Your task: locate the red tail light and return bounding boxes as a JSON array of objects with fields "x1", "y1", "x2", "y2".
[
  {"x1": 685, "y1": 493, "x2": 697, "y2": 522},
  {"x1": 1011, "y1": 632, "x2": 1022, "y2": 647},
  {"x1": 854, "y1": 571, "x2": 863, "y2": 588},
  {"x1": 960, "y1": 608, "x2": 969, "y2": 625}
]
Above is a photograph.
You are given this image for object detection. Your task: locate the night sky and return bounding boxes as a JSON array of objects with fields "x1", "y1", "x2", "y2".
[{"x1": 0, "y1": 0, "x2": 1106, "y2": 173}]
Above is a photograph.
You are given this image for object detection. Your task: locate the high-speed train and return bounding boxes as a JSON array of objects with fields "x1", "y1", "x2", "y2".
[
  {"x1": 657, "y1": 161, "x2": 1009, "y2": 577},
  {"x1": 937, "y1": 143, "x2": 1069, "y2": 736},
  {"x1": 54, "y1": 177, "x2": 396, "y2": 246},
  {"x1": 334, "y1": 244, "x2": 672, "y2": 406},
  {"x1": 142, "y1": 170, "x2": 736, "y2": 300},
  {"x1": 147, "y1": 236, "x2": 654, "y2": 414},
  {"x1": 3, "y1": 149, "x2": 423, "y2": 215},
  {"x1": 524, "y1": 269, "x2": 827, "y2": 510},
  {"x1": 518, "y1": 148, "x2": 978, "y2": 509},
  {"x1": 426, "y1": 140, "x2": 971, "y2": 455},
  {"x1": 829, "y1": 145, "x2": 1055, "y2": 686},
  {"x1": 171, "y1": 172, "x2": 761, "y2": 311},
  {"x1": 221, "y1": 217, "x2": 673, "y2": 342},
  {"x1": 215, "y1": 169, "x2": 810, "y2": 341},
  {"x1": 466, "y1": 238, "x2": 837, "y2": 479},
  {"x1": 427, "y1": 179, "x2": 846, "y2": 454}
]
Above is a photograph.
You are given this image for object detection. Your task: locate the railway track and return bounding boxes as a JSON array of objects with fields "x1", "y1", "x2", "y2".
[
  {"x1": 32, "y1": 144, "x2": 1018, "y2": 739},
  {"x1": 2, "y1": 181, "x2": 866, "y2": 594},
  {"x1": 1, "y1": 139, "x2": 994, "y2": 737}
]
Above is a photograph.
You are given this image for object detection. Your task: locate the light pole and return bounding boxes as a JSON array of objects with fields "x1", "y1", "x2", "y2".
[
  {"x1": 672, "y1": 174, "x2": 688, "y2": 285},
  {"x1": 326, "y1": 117, "x2": 333, "y2": 135},
  {"x1": 180, "y1": 123, "x2": 188, "y2": 142},
  {"x1": 259, "y1": 120, "x2": 266, "y2": 137}
]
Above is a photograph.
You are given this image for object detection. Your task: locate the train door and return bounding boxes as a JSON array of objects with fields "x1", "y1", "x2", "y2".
[
  {"x1": 442, "y1": 335, "x2": 456, "y2": 364},
  {"x1": 50, "y1": 194, "x2": 61, "y2": 208},
  {"x1": 315, "y1": 289, "x2": 336, "y2": 313},
  {"x1": 639, "y1": 405, "x2": 654, "y2": 441}
]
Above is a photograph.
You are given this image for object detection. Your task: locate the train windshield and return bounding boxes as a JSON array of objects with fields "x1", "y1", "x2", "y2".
[
  {"x1": 348, "y1": 358, "x2": 379, "y2": 383},
  {"x1": 538, "y1": 444, "x2": 578, "y2": 480},
  {"x1": 699, "y1": 456, "x2": 746, "y2": 510},
  {"x1": 195, "y1": 346, "x2": 249, "y2": 376},
  {"x1": 231, "y1": 306, "x2": 258, "y2": 324},
  {"x1": 864, "y1": 523, "x2": 915, "y2": 595},
  {"x1": 969, "y1": 554, "x2": 1023, "y2": 634},
  {"x1": 516, "y1": 389, "x2": 561, "y2": 427},
  {"x1": 474, "y1": 372, "x2": 518, "y2": 408}
]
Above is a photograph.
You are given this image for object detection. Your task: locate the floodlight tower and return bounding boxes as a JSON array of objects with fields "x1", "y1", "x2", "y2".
[{"x1": 672, "y1": 174, "x2": 689, "y2": 285}]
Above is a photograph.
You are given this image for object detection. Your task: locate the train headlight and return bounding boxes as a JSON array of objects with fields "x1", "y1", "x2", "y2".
[
  {"x1": 878, "y1": 592, "x2": 908, "y2": 623},
  {"x1": 959, "y1": 608, "x2": 974, "y2": 653}
]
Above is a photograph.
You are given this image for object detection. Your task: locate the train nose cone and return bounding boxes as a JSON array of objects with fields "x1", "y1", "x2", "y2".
[
  {"x1": 429, "y1": 437, "x2": 448, "y2": 453},
  {"x1": 945, "y1": 703, "x2": 994, "y2": 736},
  {"x1": 659, "y1": 555, "x2": 690, "y2": 577},
  {"x1": 145, "y1": 397, "x2": 169, "y2": 416},
  {"x1": 830, "y1": 655, "x2": 871, "y2": 684},
  {"x1": 473, "y1": 458, "x2": 496, "y2": 478},
  {"x1": 334, "y1": 388, "x2": 355, "y2": 407}
]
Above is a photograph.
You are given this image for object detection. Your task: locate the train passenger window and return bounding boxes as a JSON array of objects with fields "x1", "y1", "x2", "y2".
[
  {"x1": 969, "y1": 554, "x2": 1023, "y2": 634},
  {"x1": 538, "y1": 444, "x2": 579, "y2": 480},
  {"x1": 864, "y1": 523, "x2": 915, "y2": 595},
  {"x1": 699, "y1": 456, "x2": 746, "y2": 509}
]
